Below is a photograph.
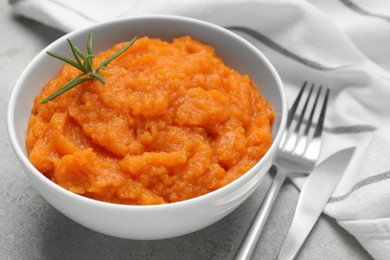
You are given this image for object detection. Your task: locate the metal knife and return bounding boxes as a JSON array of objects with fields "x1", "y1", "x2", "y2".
[{"x1": 277, "y1": 147, "x2": 356, "y2": 260}]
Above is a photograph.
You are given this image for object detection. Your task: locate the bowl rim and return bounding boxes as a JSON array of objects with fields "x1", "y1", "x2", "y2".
[{"x1": 7, "y1": 14, "x2": 287, "y2": 211}]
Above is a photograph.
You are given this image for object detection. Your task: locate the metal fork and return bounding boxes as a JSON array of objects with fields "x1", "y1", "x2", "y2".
[{"x1": 235, "y1": 81, "x2": 330, "y2": 260}]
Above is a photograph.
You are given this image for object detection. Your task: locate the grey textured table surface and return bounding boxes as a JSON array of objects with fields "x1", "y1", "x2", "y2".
[{"x1": 0, "y1": 2, "x2": 373, "y2": 260}]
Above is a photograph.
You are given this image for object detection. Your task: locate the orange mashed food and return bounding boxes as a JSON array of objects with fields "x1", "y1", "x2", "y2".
[{"x1": 26, "y1": 36, "x2": 274, "y2": 205}]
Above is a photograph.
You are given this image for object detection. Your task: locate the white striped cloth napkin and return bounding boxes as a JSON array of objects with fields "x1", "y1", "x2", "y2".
[{"x1": 9, "y1": 0, "x2": 390, "y2": 259}]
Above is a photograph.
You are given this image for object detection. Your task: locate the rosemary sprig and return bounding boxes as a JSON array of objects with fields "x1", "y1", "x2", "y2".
[{"x1": 41, "y1": 34, "x2": 137, "y2": 104}]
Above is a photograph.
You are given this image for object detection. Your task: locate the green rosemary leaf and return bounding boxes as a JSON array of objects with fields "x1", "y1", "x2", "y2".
[
  {"x1": 46, "y1": 51, "x2": 86, "y2": 73},
  {"x1": 67, "y1": 39, "x2": 87, "y2": 65},
  {"x1": 97, "y1": 36, "x2": 137, "y2": 71},
  {"x1": 86, "y1": 54, "x2": 95, "y2": 73},
  {"x1": 67, "y1": 39, "x2": 83, "y2": 68},
  {"x1": 42, "y1": 33, "x2": 137, "y2": 104},
  {"x1": 90, "y1": 72, "x2": 106, "y2": 85},
  {"x1": 87, "y1": 33, "x2": 93, "y2": 56},
  {"x1": 41, "y1": 74, "x2": 91, "y2": 104},
  {"x1": 74, "y1": 46, "x2": 87, "y2": 62}
]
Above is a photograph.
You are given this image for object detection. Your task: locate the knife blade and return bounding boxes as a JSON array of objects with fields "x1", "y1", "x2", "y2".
[{"x1": 277, "y1": 147, "x2": 356, "y2": 260}]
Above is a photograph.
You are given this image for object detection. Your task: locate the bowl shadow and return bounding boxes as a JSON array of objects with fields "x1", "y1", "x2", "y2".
[{"x1": 38, "y1": 175, "x2": 273, "y2": 260}]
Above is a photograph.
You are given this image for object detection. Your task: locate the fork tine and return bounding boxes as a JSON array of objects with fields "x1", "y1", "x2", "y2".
[
  {"x1": 303, "y1": 85, "x2": 322, "y2": 136},
  {"x1": 294, "y1": 83, "x2": 314, "y2": 135},
  {"x1": 279, "y1": 81, "x2": 307, "y2": 149},
  {"x1": 294, "y1": 85, "x2": 321, "y2": 156},
  {"x1": 286, "y1": 81, "x2": 307, "y2": 129},
  {"x1": 304, "y1": 87, "x2": 330, "y2": 160},
  {"x1": 283, "y1": 82, "x2": 315, "y2": 153},
  {"x1": 313, "y1": 87, "x2": 330, "y2": 139}
]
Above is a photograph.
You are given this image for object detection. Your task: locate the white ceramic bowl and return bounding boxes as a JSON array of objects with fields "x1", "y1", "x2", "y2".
[{"x1": 7, "y1": 15, "x2": 287, "y2": 240}]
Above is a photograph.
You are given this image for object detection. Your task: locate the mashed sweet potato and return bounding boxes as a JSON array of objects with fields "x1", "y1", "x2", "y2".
[{"x1": 26, "y1": 36, "x2": 274, "y2": 205}]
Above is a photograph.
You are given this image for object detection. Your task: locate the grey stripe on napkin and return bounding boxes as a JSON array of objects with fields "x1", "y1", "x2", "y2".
[
  {"x1": 325, "y1": 125, "x2": 377, "y2": 134},
  {"x1": 339, "y1": 0, "x2": 390, "y2": 23},
  {"x1": 329, "y1": 170, "x2": 390, "y2": 203},
  {"x1": 227, "y1": 26, "x2": 349, "y2": 71}
]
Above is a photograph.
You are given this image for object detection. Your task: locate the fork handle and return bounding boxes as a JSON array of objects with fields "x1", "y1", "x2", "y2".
[{"x1": 235, "y1": 170, "x2": 287, "y2": 260}]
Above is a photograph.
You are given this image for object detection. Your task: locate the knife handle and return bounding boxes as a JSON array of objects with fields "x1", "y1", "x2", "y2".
[{"x1": 235, "y1": 169, "x2": 287, "y2": 260}]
